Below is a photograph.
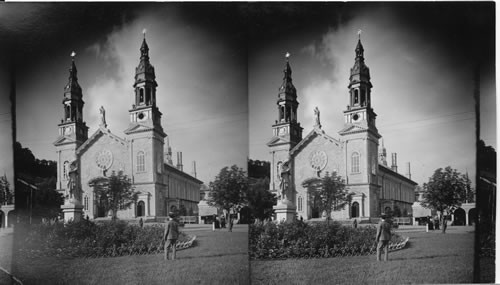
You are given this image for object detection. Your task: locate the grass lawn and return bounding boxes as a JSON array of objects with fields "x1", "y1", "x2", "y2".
[
  {"x1": 251, "y1": 227, "x2": 475, "y2": 284},
  {"x1": 12, "y1": 225, "x2": 249, "y2": 285}
]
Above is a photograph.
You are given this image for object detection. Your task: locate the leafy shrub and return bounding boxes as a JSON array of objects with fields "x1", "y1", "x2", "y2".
[
  {"x1": 249, "y1": 220, "x2": 405, "y2": 259},
  {"x1": 19, "y1": 220, "x2": 193, "y2": 258}
]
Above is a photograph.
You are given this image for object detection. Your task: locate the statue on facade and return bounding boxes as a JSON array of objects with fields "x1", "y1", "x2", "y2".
[
  {"x1": 99, "y1": 106, "x2": 107, "y2": 128},
  {"x1": 314, "y1": 106, "x2": 321, "y2": 128},
  {"x1": 278, "y1": 160, "x2": 291, "y2": 202}
]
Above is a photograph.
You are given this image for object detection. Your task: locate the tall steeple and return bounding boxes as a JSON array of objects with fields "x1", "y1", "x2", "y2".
[
  {"x1": 54, "y1": 51, "x2": 89, "y2": 192},
  {"x1": 267, "y1": 53, "x2": 303, "y2": 199},
  {"x1": 126, "y1": 30, "x2": 164, "y2": 134},
  {"x1": 269, "y1": 53, "x2": 302, "y2": 145},
  {"x1": 125, "y1": 31, "x2": 166, "y2": 188},
  {"x1": 56, "y1": 51, "x2": 88, "y2": 144},
  {"x1": 134, "y1": 29, "x2": 158, "y2": 108},
  {"x1": 341, "y1": 34, "x2": 379, "y2": 134}
]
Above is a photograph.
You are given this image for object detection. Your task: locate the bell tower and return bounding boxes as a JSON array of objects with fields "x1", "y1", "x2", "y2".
[
  {"x1": 124, "y1": 31, "x2": 166, "y2": 217},
  {"x1": 267, "y1": 53, "x2": 303, "y2": 195},
  {"x1": 342, "y1": 35, "x2": 379, "y2": 130},
  {"x1": 127, "y1": 32, "x2": 163, "y2": 131},
  {"x1": 54, "y1": 52, "x2": 89, "y2": 190},
  {"x1": 339, "y1": 34, "x2": 381, "y2": 218}
]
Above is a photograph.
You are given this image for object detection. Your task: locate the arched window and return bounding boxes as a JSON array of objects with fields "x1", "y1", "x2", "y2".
[
  {"x1": 137, "y1": 151, "x2": 145, "y2": 172},
  {"x1": 351, "y1": 152, "x2": 360, "y2": 173},
  {"x1": 139, "y1": 88, "x2": 144, "y2": 103},
  {"x1": 354, "y1": 89, "x2": 359, "y2": 105},
  {"x1": 63, "y1": 161, "x2": 69, "y2": 180},
  {"x1": 84, "y1": 196, "x2": 89, "y2": 211},
  {"x1": 137, "y1": 201, "x2": 145, "y2": 217},
  {"x1": 361, "y1": 88, "x2": 366, "y2": 106},
  {"x1": 351, "y1": 202, "x2": 360, "y2": 218},
  {"x1": 146, "y1": 88, "x2": 151, "y2": 105},
  {"x1": 298, "y1": 196, "x2": 303, "y2": 212},
  {"x1": 372, "y1": 156, "x2": 377, "y2": 174}
]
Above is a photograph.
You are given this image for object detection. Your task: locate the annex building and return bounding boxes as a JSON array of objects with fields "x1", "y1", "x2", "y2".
[
  {"x1": 267, "y1": 37, "x2": 417, "y2": 221},
  {"x1": 54, "y1": 35, "x2": 202, "y2": 220}
]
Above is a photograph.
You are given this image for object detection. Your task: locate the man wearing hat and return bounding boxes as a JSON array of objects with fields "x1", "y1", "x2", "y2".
[
  {"x1": 376, "y1": 213, "x2": 392, "y2": 261},
  {"x1": 163, "y1": 212, "x2": 179, "y2": 260}
]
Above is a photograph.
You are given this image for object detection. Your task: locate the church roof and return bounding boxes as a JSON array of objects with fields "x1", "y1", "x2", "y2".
[
  {"x1": 164, "y1": 163, "x2": 203, "y2": 185},
  {"x1": 378, "y1": 164, "x2": 418, "y2": 186},
  {"x1": 290, "y1": 127, "x2": 342, "y2": 156},
  {"x1": 76, "y1": 126, "x2": 128, "y2": 155}
]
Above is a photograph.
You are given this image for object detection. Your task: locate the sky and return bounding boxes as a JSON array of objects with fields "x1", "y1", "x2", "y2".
[
  {"x1": 248, "y1": 3, "x2": 495, "y2": 187},
  {"x1": 0, "y1": 3, "x2": 496, "y2": 189},
  {"x1": 7, "y1": 3, "x2": 248, "y2": 185}
]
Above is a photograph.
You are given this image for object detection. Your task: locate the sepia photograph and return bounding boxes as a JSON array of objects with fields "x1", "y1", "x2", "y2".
[
  {"x1": 247, "y1": 2, "x2": 494, "y2": 284},
  {"x1": 0, "y1": 2, "x2": 496, "y2": 285}
]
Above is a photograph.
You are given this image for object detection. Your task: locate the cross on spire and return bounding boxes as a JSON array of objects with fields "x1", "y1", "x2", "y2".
[{"x1": 357, "y1": 29, "x2": 362, "y2": 39}]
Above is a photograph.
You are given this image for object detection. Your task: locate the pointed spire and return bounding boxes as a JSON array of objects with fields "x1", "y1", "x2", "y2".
[
  {"x1": 279, "y1": 52, "x2": 296, "y2": 96},
  {"x1": 140, "y1": 32, "x2": 150, "y2": 62},
  {"x1": 65, "y1": 51, "x2": 82, "y2": 94},
  {"x1": 135, "y1": 30, "x2": 157, "y2": 88},
  {"x1": 355, "y1": 38, "x2": 364, "y2": 59}
]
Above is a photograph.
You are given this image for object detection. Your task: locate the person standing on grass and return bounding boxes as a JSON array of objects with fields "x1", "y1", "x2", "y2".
[
  {"x1": 163, "y1": 212, "x2": 179, "y2": 260},
  {"x1": 376, "y1": 214, "x2": 391, "y2": 262},
  {"x1": 228, "y1": 216, "x2": 233, "y2": 232}
]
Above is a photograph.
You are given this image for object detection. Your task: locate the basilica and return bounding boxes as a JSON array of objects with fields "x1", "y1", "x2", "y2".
[
  {"x1": 54, "y1": 35, "x2": 202, "y2": 220},
  {"x1": 267, "y1": 37, "x2": 417, "y2": 221}
]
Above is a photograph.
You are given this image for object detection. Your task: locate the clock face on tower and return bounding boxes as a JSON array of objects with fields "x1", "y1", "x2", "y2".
[
  {"x1": 65, "y1": 126, "x2": 73, "y2": 135},
  {"x1": 352, "y1": 113, "x2": 360, "y2": 122},
  {"x1": 137, "y1": 112, "x2": 147, "y2": 121}
]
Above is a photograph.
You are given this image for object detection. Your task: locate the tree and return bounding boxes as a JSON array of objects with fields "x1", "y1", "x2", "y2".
[
  {"x1": 464, "y1": 172, "x2": 475, "y2": 203},
  {"x1": 31, "y1": 177, "x2": 64, "y2": 220},
  {"x1": 302, "y1": 171, "x2": 351, "y2": 223},
  {"x1": 88, "y1": 170, "x2": 138, "y2": 220},
  {"x1": 421, "y1": 166, "x2": 468, "y2": 233},
  {"x1": 248, "y1": 159, "x2": 270, "y2": 180},
  {"x1": 208, "y1": 165, "x2": 248, "y2": 228},
  {"x1": 247, "y1": 177, "x2": 276, "y2": 222}
]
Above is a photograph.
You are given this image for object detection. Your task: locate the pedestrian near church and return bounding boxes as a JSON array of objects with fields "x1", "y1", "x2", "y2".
[
  {"x1": 376, "y1": 214, "x2": 392, "y2": 261},
  {"x1": 163, "y1": 212, "x2": 179, "y2": 260}
]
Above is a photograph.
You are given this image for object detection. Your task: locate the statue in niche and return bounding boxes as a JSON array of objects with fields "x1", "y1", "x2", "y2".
[
  {"x1": 99, "y1": 106, "x2": 107, "y2": 128},
  {"x1": 278, "y1": 159, "x2": 291, "y2": 202}
]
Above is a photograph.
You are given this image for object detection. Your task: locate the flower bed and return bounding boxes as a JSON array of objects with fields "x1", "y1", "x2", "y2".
[
  {"x1": 19, "y1": 220, "x2": 196, "y2": 259},
  {"x1": 249, "y1": 220, "x2": 408, "y2": 259}
]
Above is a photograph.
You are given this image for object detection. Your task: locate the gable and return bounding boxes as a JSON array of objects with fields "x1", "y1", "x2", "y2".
[
  {"x1": 338, "y1": 124, "x2": 368, "y2": 135},
  {"x1": 123, "y1": 123, "x2": 155, "y2": 134},
  {"x1": 267, "y1": 136, "x2": 291, "y2": 147},
  {"x1": 291, "y1": 128, "x2": 342, "y2": 157},
  {"x1": 53, "y1": 136, "x2": 77, "y2": 146},
  {"x1": 77, "y1": 127, "x2": 128, "y2": 156}
]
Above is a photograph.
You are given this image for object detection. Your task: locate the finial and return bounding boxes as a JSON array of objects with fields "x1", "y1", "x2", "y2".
[
  {"x1": 71, "y1": 51, "x2": 76, "y2": 60},
  {"x1": 285, "y1": 52, "x2": 290, "y2": 61},
  {"x1": 357, "y1": 29, "x2": 362, "y2": 40},
  {"x1": 142, "y1": 28, "x2": 147, "y2": 39}
]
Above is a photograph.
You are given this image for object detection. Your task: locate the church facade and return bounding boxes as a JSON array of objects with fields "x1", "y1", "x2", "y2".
[
  {"x1": 268, "y1": 37, "x2": 417, "y2": 221},
  {"x1": 53, "y1": 36, "x2": 202, "y2": 220}
]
